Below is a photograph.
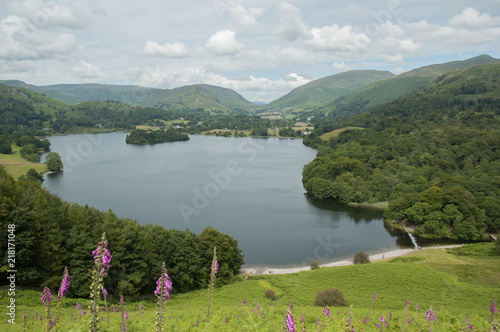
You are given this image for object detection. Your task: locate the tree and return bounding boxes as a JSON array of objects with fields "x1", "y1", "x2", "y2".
[
  {"x1": 45, "y1": 152, "x2": 63, "y2": 172},
  {"x1": 0, "y1": 139, "x2": 11, "y2": 154},
  {"x1": 199, "y1": 227, "x2": 244, "y2": 285},
  {"x1": 20, "y1": 144, "x2": 40, "y2": 163},
  {"x1": 18, "y1": 169, "x2": 44, "y2": 184}
]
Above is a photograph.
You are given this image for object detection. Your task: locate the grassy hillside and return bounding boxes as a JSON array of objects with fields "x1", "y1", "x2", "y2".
[
  {"x1": 161, "y1": 84, "x2": 261, "y2": 113},
  {"x1": 2, "y1": 243, "x2": 498, "y2": 331},
  {"x1": 0, "y1": 145, "x2": 46, "y2": 178},
  {"x1": 269, "y1": 70, "x2": 394, "y2": 112},
  {"x1": 318, "y1": 54, "x2": 500, "y2": 119},
  {"x1": 0, "y1": 81, "x2": 262, "y2": 113},
  {"x1": 303, "y1": 62, "x2": 500, "y2": 240}
]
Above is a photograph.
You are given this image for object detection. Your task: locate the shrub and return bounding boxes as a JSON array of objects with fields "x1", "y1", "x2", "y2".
[
  {"x1": 315, "y1": 289, "x2": 347, "y2": 307},
  {"x1": 264, "y1": 289, "x2": 276, "y2": 300},
  {"x1": 310, "y1": 260, "x2": 320, "y2": 270},
  {"x1": 353, "y1": 251, "x2": 370, "y2": 264}
]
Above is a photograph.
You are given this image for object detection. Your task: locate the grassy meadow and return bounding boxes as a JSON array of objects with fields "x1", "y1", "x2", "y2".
[
  {"x1": 2, "y1": 243, "x2": 498, "y2": 331},
  {"x1": 0, "y1": 145, "x2": 46, "y2": 178}
]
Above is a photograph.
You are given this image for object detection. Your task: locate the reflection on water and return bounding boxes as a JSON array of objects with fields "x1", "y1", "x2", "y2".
[{"x1": 305, "y1": 194, "x2": 384, "y2": 223}]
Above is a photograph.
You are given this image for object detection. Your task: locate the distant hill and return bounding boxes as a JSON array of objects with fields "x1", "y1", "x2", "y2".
[
  {"x1": 318, "y1": 54, "x2": 500, "y2": 119},
  {"x1": 269, "y1": 70, "x2": 394, "y2": 112},
  {"x1": 0, "y1": 81, "x2": 262, "y2": 113}
]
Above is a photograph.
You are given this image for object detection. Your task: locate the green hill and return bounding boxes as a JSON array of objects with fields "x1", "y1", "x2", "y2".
[
  {"x1": 269, "y1": 70, "x2": 394, "y2": 112},
  {"x1": 0, "y1": 81, "x2": 262, "y2": 113},
  {"x1": 319, "y1": 54, "x2": 500, "y2": 119},
  {"x1": 303, "y1": 62, "x2": 500, "y2": 240}
]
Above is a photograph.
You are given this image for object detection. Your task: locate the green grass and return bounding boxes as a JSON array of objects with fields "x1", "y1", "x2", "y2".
[
  {"x1": 0, "y1": 146, "x2": 46, "y2": 178},
  {"x1": 320, "y1": 127, "x2": 364, "y2": 141},
  {"x1": 1, "y1": 244, "x2": 498, "y2": 331}
]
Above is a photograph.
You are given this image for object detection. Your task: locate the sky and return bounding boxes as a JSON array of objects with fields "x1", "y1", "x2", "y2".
[{"x1": 0, "y1": 0, "x2": 499, "y2": 103}]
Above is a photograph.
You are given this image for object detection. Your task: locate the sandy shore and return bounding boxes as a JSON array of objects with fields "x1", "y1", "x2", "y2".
[{"x1": 240, "y1": 245, "x2": 462, "y2": 276}]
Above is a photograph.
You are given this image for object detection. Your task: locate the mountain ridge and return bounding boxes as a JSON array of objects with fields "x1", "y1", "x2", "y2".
[
  {"x1": 269, "y1": 70, "x2": 394, "y2": 112},
  {"x1": 318, "y1": 54, "x2": 500, "y2": 119},
  {"x1": 0, "y1": 80, "x2": 261, "y2": 113}
]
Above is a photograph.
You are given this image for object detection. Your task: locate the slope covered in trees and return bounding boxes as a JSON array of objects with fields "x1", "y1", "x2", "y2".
[
  {"x1": 312, "y1": 54, "x2": 500, "y2": 120},
  {"x1": 303, "y1": 63, "x2": 500, "y2": 240},
  {"x1": 0, "y1": 167, "x2": 244, "y2": 296},
  {"x1": 269, "y1": 70, "x2": 394, "y2": 112},
  {"x1": 0, "y1": 81, "x2": 263, "y2": 113}
]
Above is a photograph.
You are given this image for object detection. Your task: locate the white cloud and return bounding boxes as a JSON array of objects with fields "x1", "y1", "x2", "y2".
[
  {"x1": 407, "y1": 16, "x2": 500, "y2": 46},
  {"x1": 136, "y1": 65, "x2": 311, "y2": 102},
  {"x1": 308, "y1": 24, "x2": 371, "y2": 54},
  {"x1": 205, "y1": 30, "x2": 243, "y2": 56},
  {"x1": 72, "y1": 60, "x2": 103, "y2": 79},
  {"x1": 143, "y1": 41, "x2": 189, "y2": 58},
  {"x1": 229, "y1": 4, "x2": 265, "y2": 32},
  {"x1": 332, "y1": 61, "x2": 350, "y2": 72},
  {"x1": 450, "y1": 7, "x2": 500, "y2": 29},
  {"x1": 275, "y1": 2, "x2": 311, "y2": 41},
  {"x1": 0, "y1": 15, "x2": 78, "y2": 60},
  {"x1": 8, "y1": 0, "x2": 92, "y2": 29}
]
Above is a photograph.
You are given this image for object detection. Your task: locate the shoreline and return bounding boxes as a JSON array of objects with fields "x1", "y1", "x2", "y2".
[{"x1": 239, "y1": 245, "x2": 463, "y2": 276}]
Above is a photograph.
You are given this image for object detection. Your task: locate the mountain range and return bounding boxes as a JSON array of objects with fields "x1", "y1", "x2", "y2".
[{"x1": 1, "y1": 54, "x2": 499, "y2": 116}]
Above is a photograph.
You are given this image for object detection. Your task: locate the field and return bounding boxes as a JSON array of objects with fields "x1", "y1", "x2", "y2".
[
  {"x1": 320, "y1": 127, "x2": 364, "y2": 141},
  {"x1": 2, "y1": 243, "x2": 498, "y2": 331},
  {"x1": 0, "y1": 146, "x2": 46, "y2": 178}
]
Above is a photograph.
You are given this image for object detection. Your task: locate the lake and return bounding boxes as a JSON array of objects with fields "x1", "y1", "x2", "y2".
[{"x1": 42, "y1": 133, "x2": 411, "y2": 267}]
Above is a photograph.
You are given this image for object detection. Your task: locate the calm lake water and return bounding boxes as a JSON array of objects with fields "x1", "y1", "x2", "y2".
[{"x1": 43, "y1": 133, "x2": 411, "y2": 266}]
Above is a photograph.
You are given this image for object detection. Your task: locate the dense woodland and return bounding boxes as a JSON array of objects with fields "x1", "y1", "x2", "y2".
[
  {"x1": 303, "y1": 64, "x2": 500, "y2": 240},
  {"x1": 126, "y1": 128, "x2": 190, "y2": 144},
  {"x1": 0, "y1": 167, "x2": 244, "y2": 296}
]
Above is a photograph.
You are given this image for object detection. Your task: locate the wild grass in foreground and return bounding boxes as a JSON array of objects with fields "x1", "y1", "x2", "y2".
[{"x1": 1, "y1": 243, "x2": 499, "y2": 331}]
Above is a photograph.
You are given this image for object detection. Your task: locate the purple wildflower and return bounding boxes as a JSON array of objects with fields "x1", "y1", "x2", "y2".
[
  {"x1": 405, "y1": 300, "x2": 410, "y2": 307},
  {"x1": 323, "y1": 307, "x2": 330, "y2": 317},
  {"x1": 376, "y1": 323, "x2": 381, "y2": 328},
  {"x1": 81, "y1": 310, "x2": 86, "y2": 316},
  {"x1": 57, "y1": 267, "x2": 70, "y2": 301},
  {"x1": 426, "y1": 308, "x2": 437, "y2": 321},
  {"x1": 408, "y1": 318, "x2": 413, "y2": 325},
  {"x1": 101, "y1": 286, "x2": 107, "y2": 296},
  {"x1": 41, "y1": 287, "x2": 53, "y2": 304},
  {"x1": 75, "y1": 303, "x2": 82, "y2": 310},
  {"x1": 491, "y1": 297, "x2": 496, "y2": 315},
  {"x1": 300, "y1": 314, "x2": 305, "y2": 323},
  {"x1": 372, "y1": 292, "x2": 377, "y2": 300},
  {"x1": 290, "y1": 301, "x2": 294, "y2": 309},
  {"x1": 154, "y1": 266, "x2": 172, "y2": 300},
  {"x1": 286, "y1": 310, "x2": 296, "y2": 332},
  {"x1": 139, "y1": 302, "x2": 143, "y2": 313},
  {"x1": 212, "y1": 260, "x2": 218, "y2": 275},
  {"x1": 120, "y1": 296, "x2": 124, "y2": 305},
  {"x1": 93, "y1": 235, "x2": 112, "y2": 274},
  {"x1": 363, "y1": 316, "x2": 368, "y2": 324}
]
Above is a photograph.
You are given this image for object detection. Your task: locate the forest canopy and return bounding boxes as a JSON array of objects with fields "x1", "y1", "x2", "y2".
[{"x1": 302, "y1": 64, "x2": 500, "y2": 241}]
